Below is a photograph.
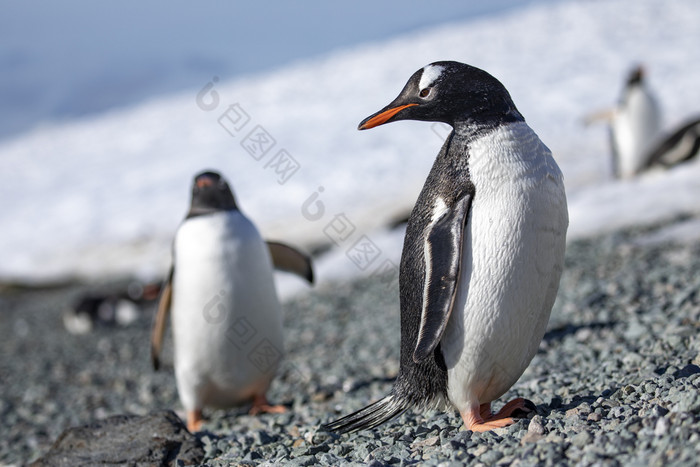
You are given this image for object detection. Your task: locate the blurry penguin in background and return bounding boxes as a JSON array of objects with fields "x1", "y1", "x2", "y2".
[
  {"x1": 585, "y1": 65, "x2": 662, "y2": 179},
  {"x1": 586, "y1": 65, "x2": 700, "y2": 178},
  {"x1": 63, "y1": 281, "x2": 161, "y2": 335},
  {"x1": 150, "y1": 170, "x2": 314, "y2": 432},
  {"x1": 643, "y1": 115, "x2": 700, "y2": 171}
]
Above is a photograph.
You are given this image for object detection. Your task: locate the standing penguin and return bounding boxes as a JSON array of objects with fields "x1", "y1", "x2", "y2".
[
  {"x1": 151, "y1": 170, "x2": 313, "y2": 432},
  {"x1": 585, "y1": 65, "x2": 662, "y2": 179},
  {"x1": 610, "y1": 65, "x2": 662, "y2": 178},
  {"x1": 324, "y1": 62, "x2": 568, "y2": 433}
]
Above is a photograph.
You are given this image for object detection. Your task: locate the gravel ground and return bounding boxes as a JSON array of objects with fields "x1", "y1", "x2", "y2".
[{"x1": 2, "y1": 218, "x2": 700, "y2": 466}]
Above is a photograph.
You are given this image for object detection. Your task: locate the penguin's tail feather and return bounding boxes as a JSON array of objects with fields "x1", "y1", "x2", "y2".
[{"x1": 322, "y1": 394, "x2": 411, "y2": 433}]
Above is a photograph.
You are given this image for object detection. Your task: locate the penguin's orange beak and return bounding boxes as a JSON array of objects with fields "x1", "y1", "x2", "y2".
[
  {"x1": 358, "y1": 103, "x2": 418, "y2": 130},
  {"x1": 196, "y1": 177, "x2": 215, "y2": 188}
]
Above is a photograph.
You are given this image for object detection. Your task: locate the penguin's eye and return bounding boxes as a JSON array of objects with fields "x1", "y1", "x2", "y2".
[{"x1": 419, "y1": 87, "x2": 431, "y2": 98}]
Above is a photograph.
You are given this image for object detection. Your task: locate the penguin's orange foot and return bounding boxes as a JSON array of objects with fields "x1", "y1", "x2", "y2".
[
  {"x1": 187, "y1": 409, "x2": 204, "y2": 433},
  {"x1": 462, "y1": 398, "x2": 536, "y2": 432},
  {"x1": 494, "y1": 397, "x2": 537, "y2": 419},
  {"x1": 249, "y1": 394, "x2": 287, "y2": 415}
]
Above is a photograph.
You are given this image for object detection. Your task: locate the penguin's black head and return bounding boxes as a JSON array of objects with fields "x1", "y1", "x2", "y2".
[
  {"x1": 187, "y1": 170, "x2": 238, "y2": 217},
  {"x1": 358, "y1": 61, "x2": 523, "y2": 130},
  {"x1": 626, "y1": 64, "x2": 645, "y2": 87}
]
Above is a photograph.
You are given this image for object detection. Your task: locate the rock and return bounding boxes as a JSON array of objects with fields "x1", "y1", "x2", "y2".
[
  {"x1": 31, "y1": 410, "x2": 204, "y2": 466},
  {"x1": 480, "y1": 450, "x2": 503, "y2": 464},
  {"x1": 672, "y1": 390, "x2": 700, "y2": 414},
  {"x1": 521, "y1": 432, "x2": 544, "y2": 444},
  {"x1": 624, "y1": 320, "x2": 647, "y2": 340},
  {"x1": 412, "y1": 435, "x2": 439, "y2": 448},
  {"x1": 673, "y1": 364, "x2": 700, "y2": 380},
  {"x1": 528, "y1": 415, "x2": 546, "y2": 435},
  {"x1": 288, "y1": 454, "x2": 317, "y2": 466},
  {"x1": 472, "y1": 444, "x2": 489, "y2": 457},
  {"x1": 654, "y1": 417, "x2": 670, "y2": 436},
  {"x1": 571, "y1": 431, "x2": 593, "y2": 449},
  {"x1": 252, "y1": 429, "x2": 276, "y2": 445}
]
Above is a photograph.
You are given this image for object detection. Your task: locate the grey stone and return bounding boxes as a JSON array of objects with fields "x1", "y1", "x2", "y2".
[
  {"x1": 674, "y1": 364, "x2": 700, "y2": 380},
  {"x1": 528, "y1": 415, "x2": 546, "y2": 435},
  {"x1": 571, "y1": 431, "x2": 592, "y2": 449},
  {"x1": 252, "y1": 429, "x2": 275, "y2": 445},
  {"x1": 479, "y1": 449, "x2": 503, "y2": 464},
  {"x1": 30, "y1": 410, "x2": 204, "y2": 466},
  {"x1": 288, "y1": 455, "x2": 317, "y2": 466}
]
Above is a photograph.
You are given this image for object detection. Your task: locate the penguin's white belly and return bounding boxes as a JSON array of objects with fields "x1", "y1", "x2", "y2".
[
  {"x1": 613, "y1": 87, "x2": 662, "y2": 178},
  {"x1": 171, "y1": 211, "x2": 283, "y2": 410},
  {"x1": 442, "y1": 122, "x2": 568, "y2": 411}
]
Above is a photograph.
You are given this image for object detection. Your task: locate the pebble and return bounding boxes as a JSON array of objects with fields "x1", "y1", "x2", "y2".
[
  {"x1": 654, "y1": 417, "x2": 670, "y2": 436},
  {"x1": 479, "y1": 449, "x2": 503, "y2": 464},
  {"x1": 521, "y1": 432, "x2": 544, "y2": 444},
  {"x1": 528, "y1": 415, "x2": 546, "y2": 435}
]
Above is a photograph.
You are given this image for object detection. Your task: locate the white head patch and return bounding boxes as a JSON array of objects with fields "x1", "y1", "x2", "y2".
[{"x1": 419, "y1": 64, "x2": 445, "y2": 90}]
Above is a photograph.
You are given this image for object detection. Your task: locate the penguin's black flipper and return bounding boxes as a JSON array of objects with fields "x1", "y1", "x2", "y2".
[
  {"x1": 413, "y1": 193, "x2": 472, "y2": 364},
  {"x1": 266, "y1": 241, "x2": 314, "y2": 284},
  {"x1": 151, "y1": 267, "x2": 174, "y2": 371},
  {"x1": 322, "y1": 394, "x2": 410, "y2": 433}
]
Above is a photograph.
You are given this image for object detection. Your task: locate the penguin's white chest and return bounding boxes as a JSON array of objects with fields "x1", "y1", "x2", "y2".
[
  {"x1": 613, "y1": 86, "x2": 662, "y2": 178},
  {"x1": 171, "y1": 211, "x2": 283, "y2": 410},
  {"x1": 441, "y1": 122, "x2": 568, "y2": 411}
]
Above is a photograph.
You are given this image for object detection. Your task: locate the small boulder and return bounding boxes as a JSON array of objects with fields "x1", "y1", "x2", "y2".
[{"x1": 31, "y1": 410, "x2": 204, "y2": 466}]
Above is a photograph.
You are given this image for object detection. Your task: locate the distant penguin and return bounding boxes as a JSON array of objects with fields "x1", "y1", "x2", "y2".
[
  {"x1": 584, "y1": 65, "x2": 662, "y2": 178},
  {"x1": 63, "y1": 281, "x2": 161, "y2": 335},
  {"x1": 151, "y1": 170, "x2": 313, "y2": 432},
  {"x1": 642, "y1": 115, "x2": 700, "y2": 171},
  {"x1": 587, "y1": 65, "x2": 700, "y2": 177},
  {"x1": 610, "y1": 65, "x2": 662, "y2": 178},
  {"x1": 324, "y1": 62, "x2": 568, "y2": 433}
]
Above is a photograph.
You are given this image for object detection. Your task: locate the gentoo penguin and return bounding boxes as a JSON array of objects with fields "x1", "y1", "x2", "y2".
[
  {"x1": 585, "y1": 65, "x2": 662, "y2": 178},
  {"x1": 610, "y1": 66, "x2": 663, "y2": 178},
  {"x1": 324, "y1": 62, "x2": 568, "y2": 433},
  {"x1": 586, "y1": 66, "x2": 700, "y2": 177},
  {"x1": 643, "y1": 115, "x2": 700, "y2": 170},
  {"x1": 151, "y1": 170, "x2": 313, "y2": 432},
  {"x1": 63, "y1": 282, "x2": 161, "y2": 335}
]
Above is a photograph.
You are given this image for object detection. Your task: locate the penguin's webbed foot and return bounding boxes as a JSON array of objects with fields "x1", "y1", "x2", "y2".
[
  {"x1": 462, "y1": 398, "x2": 536, "y2": 432},
  {"x1": 494, "y1": 397, "x2": 537, "y2": 418},
  {"x1": 187, "y1": 409, "x2": 204, "y2": 433},
  {"x1": 249, "y1": 394, "x2": 287, "y2": 415}
]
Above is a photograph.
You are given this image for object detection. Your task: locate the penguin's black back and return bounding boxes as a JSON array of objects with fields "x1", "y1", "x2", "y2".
[
  {"x1": 393, "y1": 131, "x2": 474, "y2": 405},
  {"x1": 324, "y1": 132, "x2": 476, "y2": 433}
]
